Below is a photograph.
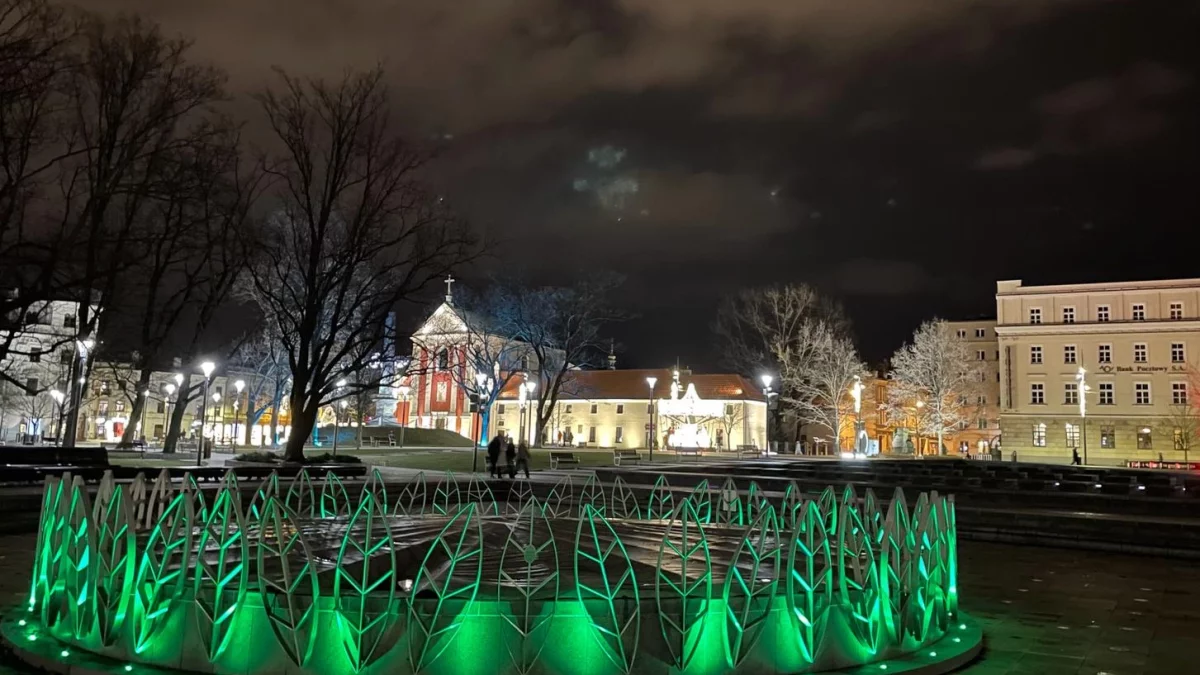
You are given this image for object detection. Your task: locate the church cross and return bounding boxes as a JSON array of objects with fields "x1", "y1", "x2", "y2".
[{"x1": 444, "y1": 275, "x2": 456, "y2": 303}]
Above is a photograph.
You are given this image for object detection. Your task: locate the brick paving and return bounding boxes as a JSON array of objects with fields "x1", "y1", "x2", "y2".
[{"x1": 1, "y1": 534, "x2": 1195, "y2": 674}]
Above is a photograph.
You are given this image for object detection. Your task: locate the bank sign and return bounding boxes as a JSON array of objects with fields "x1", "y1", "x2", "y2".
[{"x1": 1096, "y1": 364, "x2": 1190, "y2": 374}]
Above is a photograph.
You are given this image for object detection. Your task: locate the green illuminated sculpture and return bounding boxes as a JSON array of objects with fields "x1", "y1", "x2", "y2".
[
  {"x1": 786, "y1": 501, "x2": 831, "y2": 665},
  {"x1": 193, "y1": 473, "x2": 248, "y2": 661},
  {"x1": 508, "y1": 478, "x2": 534, "y2": 516},
  {"x1": 724, "y1": 506, "x2": 779, "y2": 667},
  {"x1": 133, "y1": 492, "x2": 194, "y2": 654},
  {"x1": 320, "y1": 472, "x2": 350, "y2": 517},
  {"x1": 432, "y1": 471, "x2": 461, "y2": 516},
  {"x1": 30, "y1": 476, "x2": 58, "y2": 612},
  {"x1": 335, "y1": 494, "x2": 399, "y2": 671},
  {"x1": 247, "y1": 471, "x2": 279, "y2": 521},
  {"x1": 61, "y1": 476, "x2": 94, "y2": 640},
  {"x1": 546, "y1": 475, "x2": 573, "y2": 518},
  {"x1": 647, "y1": 475, "x2": 673, "y2": 520},
  {"x1": 837, "y1": 487, "x2": 884, "y2": 655},
  {"x1": 655, "y1": 496, "x2": 711, "y2": 670},
  {"x1": 394, "y1": 471, "x2": 428, "y2": 516},
  {"x1": 286, "y1": 469, "x2": 316, "y2": 517},
  {"x1": 881, "y1": 488, "x2": 912, "y2": 645},
  {"x1": 35, "y1": 475, "x2": 66, "y2": 627},
  {"x1": 579, "y1": 472, "x2": 606, "y2": 515},
  {"x1": 363, "y1": 467, "x2": 389, "y2": 513},
  {"x1": 575, "y1": 503, "x2": 640, "y2": 674},
  {"x1": 92, "y1": 481, "x2": 134, "y2": 647},
  {"x1": 467, "y1": 475, "x2": 499, "y2": 515},
  {"x1": 745, "y1": 481, "x2": 770, "y2": 523},
  {"x1": 183, "y1": 472, "x2": 208, "y2": 522},
  {"x1": 717, "y1": 477, "x2": 743, "y2": 526},
  {"x1": 499, "y1": 499, "x2": 559, "y2": 674},
  {"x1": 690, "y1": 479, "x2": 713, "y2": 523},
  {"x1": 779, "y1": 480, "x2": 804, "y2": 531},
  {"x1": 257, "y1": 496, "x2": 319, "y2": 666},
  {"x1": 407, "y1": 502, "x2": 483, "y2": 673},
  {"x1": 609, "y1": 475, "x2": 640, "y2": 519}
]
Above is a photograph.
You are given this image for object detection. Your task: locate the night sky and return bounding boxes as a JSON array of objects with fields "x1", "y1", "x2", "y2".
[{"x1": 80, "y1": 0, "x2": 1200, "y2": 370}]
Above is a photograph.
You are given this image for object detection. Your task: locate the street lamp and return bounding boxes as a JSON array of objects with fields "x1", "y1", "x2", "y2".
[
  {"x1": 761, "y1": 375, "x2": 774, "y2": 454},
  {"x1": 164, "y1": 383, "x2": 176, "y2": 444},
  {"x1": 334, "y1": 400, "x2": 348, "y2": 457},
  {"x1": 211, "y1": 392, "x2": 222, "y2": 445},
  {"x1": 198, "y1": 361, "x2": 216, "y2": 462},
  {"x1": 646, "y1": 376, "x2": 657, "y2": 460},
  {"x1": 518, "y1": 381, "x2": 529, "y2": 448},
  {"x1": 139, "y1": 389, "x2": 149, "y2": 444},
  {"x1": 398, "y1": 385, "x2": 411, "y2": 448},
  {"x1": 49, "y1": 390, "x2": 65, "y2": 446},
  {"x1": 233, "y1": 380, "x2": 245, "y2": 448},
  {"x1": 1076, "y1": 366, "x2": 1090, "y2": 465},
  {"x1": 63, "y1": 338, "x2": 94, "y2": 447}
]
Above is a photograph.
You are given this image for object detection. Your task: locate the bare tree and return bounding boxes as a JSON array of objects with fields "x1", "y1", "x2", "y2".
[
  {"x1": 714, "y1": 284, "x2": 865, "y2": 450},
  {"x1": 888, "y1": 319, "x2": 984, "y2": 456},
  {"x1": 229, "y1": 327, "x2": 288, "y2": 447},
  {"x1": 246, "y1": 68, "x2": 474, "y2": 462},
  {"x1": 1157, "y1": 404, "x2": 1200, "y2": 465},
  {"x1": 716, "y1": 403, "x2": 744, "y2": 452}
]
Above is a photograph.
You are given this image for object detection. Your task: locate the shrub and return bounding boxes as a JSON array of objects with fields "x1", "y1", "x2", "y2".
[
  {"x1": 305, "y1": 452, "x2": 362, "y2": 464},
  {"x1": 233, "y1": 451, "x2": 282, "y2": 463}
]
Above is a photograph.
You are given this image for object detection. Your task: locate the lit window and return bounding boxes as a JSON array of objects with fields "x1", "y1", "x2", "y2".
[
  {"x1": 435, "y1": 381, "x2": 448, "y2": 402},
  {"x1": 1098, "y1": 344, "x2": 1111, "y2": 364},
  {"x1": 1029, "y1": 308, "x2": 1042, "y2": 325},
  {"x1": 975, "y1": 328, "x2": 986, "y2": 338},
  {"x1": 1096, "y1": 305, "x2": 1110, "y2": 322},
  {"x1": 1030, "y1": 346, "x2": 1043, "y2": 365},
  {"x1": 1173, "y1": 382, "x2": 1188, "y2": 406},
  {"x1": 1135, "y1": 382, "x2": 1151, "y2": 405},
  {"x1": 588, "y1": 426, "x2": 596, "y2": 443},
  {"x1": 1134, "y1": 343, "x2": 1147, "y2": 363},
  {"x1": 1170, "y1": 302, "x2": 1184, "y2": 320},
  {"x1": 1100, "y1": 426, "x2": 1115, "y2": 448},
  {"x1": 615, "y1": 426, "x2": 624, "y2": 444},
  {"x1": 1062, "y1": 307, "x2": 1075, "y2": 324},
  {"x1": 1032, "y1": 423, "x2": 1046, "y2": 447},
  {"x1": 1064, "y1": 382, "x2": 1078, "y2": 405},
  {"x1": 1132, "y1": 303, "x2": 1146, "y2": 321},
  {"x1": 1064, "y1": 345, "x2": 1077, "y2": 364},
  {"x1": 1137, "y1": 428, "x2": 1153, "y2": 449},
  {"x1": 1030, "y1": 383, "x2": 1045, "y2": 405},
  {"x1": 115, "y1": 401, "x2": 125, "y2": 413},
  {"x1": 1171, "y1": 342, "x2": 1185, "y2": 363},
  {"x1": 1065, "y1": 423, "x2": 1079, "y2": 447},
  {"x1": 977, "y1": 418, "x2": 987, "y2": 429},
  {"x1": 1098, "y1": 382, "x2": 1114, "y2": 405}
]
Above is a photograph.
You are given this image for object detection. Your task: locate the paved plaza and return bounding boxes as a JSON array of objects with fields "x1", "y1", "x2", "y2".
[{"x1": 1, "y1": 532, "x2": 1196, "y2": 674}]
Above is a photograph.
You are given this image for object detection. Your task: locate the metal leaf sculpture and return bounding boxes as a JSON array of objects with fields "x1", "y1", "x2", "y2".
[
  {"x1": 916, "y1": 495, "x2": 948, "y2": 639},
  {"x1": 40, "y1": 473, "x2": 71, "y2": 628},
  {"x1": 257, "y1": 496, "x2": 320, "y2": 666},
  {"x1": 408, "y1": 503, "x2": 484, "y2": 673},
  {"x1": 363, "y1": 467, "x2": 389, "y2": 514},
  {"x1": 779, "y1": 481, "x2": 804, "y2": 531},
  {"x1": 579, "y1": 472, "x2": 606, "y2": 516},
  {"x1": 133, "y1": 492, "x2": 194, "y2": 654},
  {"x1": 507, "y1": 479, "x2": 534, "y2": 517},
  {"x1": 129, "y1": 473, "x2": 148, "y2": 532},
  {"x1": 545, "y1": 475, "x2": 574, "y2": 518},
  {"x1": 143, "y1": 469, "x2": 173, "y2": 531},
  {"x1": 863, "y1": 488, "x2": 884, "y2": 546},
  {"x1": 786, "y1": 501, "x2": 831, "y2": 665},
  {"x1": 881, "y1": 488, "x2": 913, "y2": 645},
  {"x1": 30, "y1": 475, "x2": 61, "y2": 612},
  {"x1": 285, "y1": 469, "x2": 316, "y2": 518},
  {"x1": 182, "y1": 472, "x2": 208, "y2": 523},
  {"x1": 817, "y1": 486, "x2": 837, "y2": 534},
  {"x1": 646, "y1": 474, "x2": 674, "y2": 520},
  {"x1": 745, "y1": 481, "x2": 770, "y2": 523},
  {"x1": 689, "y1": 479, "x2": 712, "y2": 523},
  {"x1": 499, "y1": 499, "x2": 559, "y2": 674},
  {"x1": 334, "y1": 494, "x2": 400, "y2": 672},
  {"x1": 93, "y1": 482, "x2": 135, "y2": 647},
  {"x1": 717, "y1": 477, "x2": 743, "y2": 526},
  {"x1": 432, "y1": 471, "x2": 461, "y2": 516},
  {"x1": 941, "y1": 495, "x2": 959, "y2": 616},
  {"x1": 723, "y1": 505, "x2": 780, "y2": 668},
  {"x1": 575, "y1": 504, "x2": 640, "y2": 674},
  {"x1": 655, "y1": 497, "x2": 711, "y2": 670},
  {"x1": 194, "y1": 476, "x2": 248, "y2": 661},
  {"x1": 609, "y1": 475, "x2": 641, "y2": 519},
  {"x1": 61, "y1": 476, "x2": 96, "y2": 640},
  {"x1": 247, "y1": 472, "x2": 279, "y2": 522},
  {"x1": 320, "y1": 472, "x2": 351, "y2": 518},
  {"x1": 393, "y1": 471, "x2": 428, "y2": 516},
  {"x1": 837, "y1": 494, "x2": 884, "y2": 655},
  {"x1": 96, "y1": 470, "x2": 115, "y2": 508},
  {"x1": 466, "y1": 476, "x2": 499, "y2": 515}
]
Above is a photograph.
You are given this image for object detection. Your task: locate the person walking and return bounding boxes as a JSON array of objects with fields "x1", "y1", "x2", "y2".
[
  {"x1": 505, "y1": 436, "x2": 517, "y2": 478},
  {"x1": 486, "y1": 434, "x2": 503, "y2": 478},
  {"x1": 1071, "y1": 448, "x2": 1082, "y2": 466},
  {"x1": 515, "y1": 441, "x2": 531, "y2": 479}
]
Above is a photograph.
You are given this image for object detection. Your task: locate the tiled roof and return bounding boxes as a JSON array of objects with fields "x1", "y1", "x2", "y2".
[{"x1": 497, "y1": 368, "x2": 766, "y2": 402}]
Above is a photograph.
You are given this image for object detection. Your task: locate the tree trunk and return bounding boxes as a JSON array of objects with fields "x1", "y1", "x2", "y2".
[
  {"x1": 119, "y1": 368, "x2": 153, "y2": 445},
  {"x1": 163, "y1": 374, "x2": 194, "y2": 453},
  {"x1": 936, "y1": 428, "x2": 944, "y2": 457},
  {"x1": 284, "y1": 400, "x2": 317, "y2": 462}
]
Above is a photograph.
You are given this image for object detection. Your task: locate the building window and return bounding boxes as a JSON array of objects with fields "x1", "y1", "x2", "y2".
[
  {"x1": 115, "y1": 401, "x2": 125, "y2": 413},
  {"x1": 29, "y1": 350, "x2": 41, "y2": 363},
  {"x1": 565, "y1": 404, "x2": 572, "y2": 413},
  {"x1": 1100, "y1": 426, "x2": 1115, "y2": 448},
  {"x1": 977, "y1": 395, "x2": 987, "y2": 405},
  {"x1": 1030, "y1": 346, "x2": 1043, "y2": 365},
  {"x1": 975, "y1": 328, "x2": 986, "y2": 338},
  {"x1": 25, "y1": 378, "x2": 38, "y2": 395},
  {"x1": 1098, "y1": 382, "x2": 1114, "y2": 405},
  {"x1": 1134, "y1": 343, "x2": 1147, "y2": 363},
  {"x1": 1062, "y1": 307, "x2": 1075, "y2": 323},
  {"x1": 1170, "y1": 302, "x2": 1184, "y2": 320},
  {"x1": 435, "y1": 381, "x2": 448, "y2": 402},
  {"x1": 1171, "y1": 342, "x2": 1185, "y2": 363},
  {"x1": 1063, "y1": 345, "x2": 1076, "y2": 364},
  {"x1": 1096, "y1": 305, "x2": 1110, "y2": 322},
  {"x1": 724, "y1": 404, "x2": 734, "y2": 416},
  {"x1": 1137, "y1": 428, "x2": 1153, "y2": 449},
  {"x1": 1030, "y1": 383, "x2": 1044, "y2": 405},
  {"x1": 1065, "y1": 423, "x2": 1079, "y2": 447},
  {"x1": 99, "y1": 381, "x2": 110, "y2": 394},
  {"x1": 1174, "y1": 428, "x2": 1189, "y2": 450},
  {"x1": 615, "y1": 426, "x2": 624, "y2": 444},
  {"x1": 63, "y1": 315, "x2": 76, "y2": 329},
  {"x1": 616, "y1": 404, "x2": 624, "y2": 414},
  {"x1": 976, "y1": 350, "x2": 986, "y2": 361},
  {"x1": 1032, "y1": 423, "x2": 1046, "y2": 447},
  {"x1": 590, "y1": 404, "x2": 598, "y2": 414},
  {"x1": 1064, "y1": 382, "x2": 1079, "y2": 405},
  {"x1": 436, "y1": 350, "x2": 449, "y2": 370},
  {"x1": 977, "y1": 418, "x2": 987, "y2": 430},
  {"x1": 98, "y1": 401, "x2": 109, "y2": 416},
  {"x1": 588, "y1": 426, "x2": 596, "y2": 443},
  {"x1": 1029, "y1": 308, "x2": 1042, "y2": 324},
  {"x1": 497, "y1": 404, "x2": 506, "y2": 415},
  {"x1": 1098, "y1": 344, "x2": 1111, "y2": 364},
  {"x1": 156, "y1": 400, "x2": 165, "y2": 413},
  {"x1": 1135, "y1": 382, "x2": 1151, "y2": 405},
  {"x1": 498, "y1": 417, "x2": 505, "y2": 427},
  {"x1": 1173, "y1": 382, "x2": 1188, "y2": 406},
  {"x1": 955, "y1": 329, "x2": 967, "y2": 338},
  {"x1": 1132, "y1": 303, "x2": 1146, "y2": 321}
]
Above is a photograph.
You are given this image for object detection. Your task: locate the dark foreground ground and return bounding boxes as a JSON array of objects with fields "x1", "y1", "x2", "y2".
[{"x1": 1, "y1": 535, "x2": 1195, "y2": 674}]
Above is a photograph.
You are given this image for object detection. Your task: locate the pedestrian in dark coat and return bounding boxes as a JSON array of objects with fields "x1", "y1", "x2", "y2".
[
  {"x1": 515, "y1": 442, "x2": 531, "y2": 479},
  {"x1": 487, "y1": 435, "x2": 503, "y2": 477},
  {"x1": 505, "y1": 437, "x2": 517, "y2": 478}
]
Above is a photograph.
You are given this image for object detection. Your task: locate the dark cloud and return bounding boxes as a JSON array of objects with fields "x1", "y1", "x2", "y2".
[{"x1": 831, "y1": 259, "x2": 931, "y2": 297}]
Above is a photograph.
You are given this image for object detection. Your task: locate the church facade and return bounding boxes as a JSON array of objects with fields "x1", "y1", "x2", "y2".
[{"x1": 396, "y1": 290, "x2": 769, "y2": 450}]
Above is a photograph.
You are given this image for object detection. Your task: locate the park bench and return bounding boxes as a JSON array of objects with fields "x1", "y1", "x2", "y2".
[
  {"x1": 612, "y1": 450, "x2": 643, "y2": 467},
  {"x1": 674, "y1": 447, "x2": 701, "y2": 461},
  {"x1": 737, "y1": 445, "x2": 760, "y2": 459},
  {"x1": 550, "y1": 451, "x2": 581, "y2": 470}
]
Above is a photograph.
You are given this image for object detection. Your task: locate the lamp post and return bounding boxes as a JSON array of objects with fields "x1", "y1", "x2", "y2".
[
  {"x1": 164, "y1": 383, "x2": 176, "y2": 445},
  {"x1": 518, "y1": 381, "x2": 529, "y2": 448},
  {"x1": 850, "y1": 375, "x2": 866, "y2": 457},
  {"x1": 233, "y1": 380, "x2": 245, "y2": 449},
  {"x1": 472, "y1": 372, "x2": 487, "y2": 472},
  {"x1": 139, "y1": 389, "x2": 150, "y2": 444},
  {"x1": 211, "y1": 392, "x2": 221, "y2": 445},
  {"x1": 646, "y1": 376, "x2": 657, "y2": 460},
  {"x1": 761, "y1": 375, "x2": 774, "y2": 454},
  {"x1": 198, "y1": 361, "x2": 215, "y2": 462},
  {"x1": 49, "y1": 390, "x2": 65, "y2": 446},
  {"x1": 525, "y1": 381, "x2": 537, "y2": 446},
  {"x1": 63, "y1": 338, "x2": 93, "y2": 447},
  {"x1": 332, "y1": 379, "x2": 347, "y2": 456},
  {"x1": 398, "y1": 385, "x2": 410, "y2": 448},
  {"x1": 1076, "y1": 366, "x2": 1089, "y2": 465}
]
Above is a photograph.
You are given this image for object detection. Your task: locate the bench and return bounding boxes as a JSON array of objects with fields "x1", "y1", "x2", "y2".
[
  {"x1": 674, "y1": 447, "x2": 702, "y2": 461},
  {"x1": 612, "y1": 450, "x2": 643, "y2": 467},
  {"x1": 737, "y1": 445, "x2": 760, "y2": 458},
  {"x1": 550, "y1": 451, "x2": 581, "y2": 470}
]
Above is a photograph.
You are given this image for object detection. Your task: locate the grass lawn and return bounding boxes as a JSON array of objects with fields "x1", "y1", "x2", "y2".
[{"x1": 361, "y1": 448, "x2": 724, "y2": 473}]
